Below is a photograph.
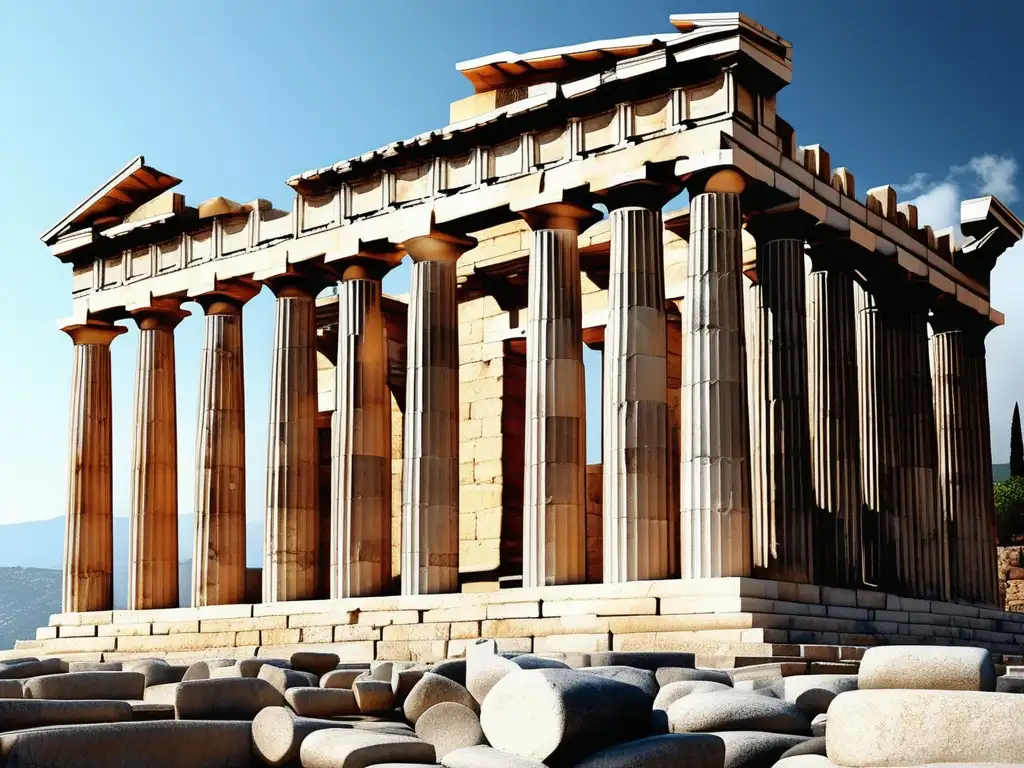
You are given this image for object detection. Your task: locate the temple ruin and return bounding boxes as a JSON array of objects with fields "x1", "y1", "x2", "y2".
[{"x1": 13, "y1": 12, "x2": 1024, "y2": 666}]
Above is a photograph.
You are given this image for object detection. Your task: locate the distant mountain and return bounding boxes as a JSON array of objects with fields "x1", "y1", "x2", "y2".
[
  {"x1": 0, "y1": 568, "x2": 61, "y2": 651},
  {"x1": 995, "y1": 463, "x2": 1011, "y2": 482}
]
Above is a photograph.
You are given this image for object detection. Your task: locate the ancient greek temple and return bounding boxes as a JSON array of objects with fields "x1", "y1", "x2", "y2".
[{"x1": 20, "y1": 13, "x2": 1024, "y2": 664}]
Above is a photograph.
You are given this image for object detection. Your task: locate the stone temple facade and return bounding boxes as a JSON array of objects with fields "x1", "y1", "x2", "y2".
[{"x1": 14, "y1": 13, "x2": 1024, "y2": 666}]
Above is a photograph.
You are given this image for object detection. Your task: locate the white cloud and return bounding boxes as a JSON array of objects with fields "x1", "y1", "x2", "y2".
[
  {"x1": 965, "y1": 154, "x2": 1019, "y2": 203},
  {"x1": 894, "y1": 172, "x2": 932, "y2": 197},
  {"x1": 907, "y1": 181, "x2": 960, "y2": 232}
]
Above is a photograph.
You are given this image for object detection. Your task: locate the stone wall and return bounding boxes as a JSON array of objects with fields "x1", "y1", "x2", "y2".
[{"x1": 999, "y1": 546, "x2": 1024, "y2": 611}]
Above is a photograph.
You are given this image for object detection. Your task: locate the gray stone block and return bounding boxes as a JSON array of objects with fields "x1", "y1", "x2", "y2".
[
  {"x1": 810, "y1": 714, "x2": 826, "y2": 737},
  {"x1": 291, "y1": 652, "x2": 340, "y2": 678},
  {"x1": 129, "y1": 702, "x2": 175, "y2": 721},
  {"x1": 252, "y1": 706, "x2": 348, "y2": 767},
  {"x1": 710, "y1": 731, "x2": 810, "y2": 768},
  {"x1": 588, "y1": 652, "x2": 694, "y2": 672},
  {"x1": 652, "y1": 681, "x2": 735, "y2": 733},
  {"x1": 142, "y1": 682, "x2": 180, "y2": 706},
  {"x1": 780, "y1": 736, "x2": 826, "y2": 758},
  {"x1": 0, "y1": 680, "x2": 22, "y2": 699},
  {"x1": 572, "y1": 734, "x2": 725, "y2": 768},
  {"x1": 23, "y1": 672, "x2": 146, "y2": 701},
  {"x1": 354, "y1": 679, "x2": 395, "y2": 713},
  {"x1": 285, "y1": 686, "x2": 358, "y2": 717},
  {"x1": 68, "y1": 661, "x2": 123, "y2": 672},
  {"x1": 174, "y1": 677, "x2": 285, "y2": 720},
  {"x1": 0, "y1": 699, "x2": 133, "y2": 731},
  {"x1": 0, "y1": 658, "x2": 63, "y2": 680},
  {"x1": 656, "y1": 668, "x2": 732, "y2": 687},
  {"x1": 0, "y1": 720, "x2": 253, "y2": 768},
  {"x1": 996, "y1": 675, "x2": 1024, "y2": 694},
  {"x1": 181, "y1": 658, "x2": 234, "y2": 681},
  {"x1": 511, "y1": 655, "x2": 569, "y2": 670},
  {"x1": 415, "y1": 702, "x2": 485, "y2": 759},
  {"x1": 480, "y1": 668, "x2": 653, "y2": 765},
  {"x1": 404, "y1": 673, "x2": 478, "y2": 724},
  {"x1": 432, "y1": 659, "x2": 467, "y2": 686},
  {"x1": 300, "y1": 728, "x2": 436, "y2": 768},
  {"x1": 124, "y1": 659, "x2": 176, "y2": 687},
  {"x1": 773, "y1": 756, "x2": 837, "y2": 768},
  {"x1": 467, "y1": 656, "x2": 519, "y2": 705},
  {"x1": 858, "y1": 646, "x2": 995, "y2": 692},
  {"x1": 772, "y1": 675, "x2": 857, "y2": 717},
  {"x1": 258, "y1": 664, "x2": 319, "y2": 695},
  {"x1": 321, "y1": 669, "x2": 363, "y2": 689},
  {"x1": 393, "y1": 668, "x2": 427, "y2": 707},
  {"x1": 668, "y1": 693, "x2": 810, "y2": 735},
  {"x1": 441, "y1": 745, "x2": 547, "y2": 768},
  {"x1": 579, "y1": 666, "x2": 658, "y2": 699}
]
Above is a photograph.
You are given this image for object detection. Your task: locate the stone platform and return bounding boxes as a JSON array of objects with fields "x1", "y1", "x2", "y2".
[{"x1": 8, "y1": 578, "x2": 1024, "y2": 668}]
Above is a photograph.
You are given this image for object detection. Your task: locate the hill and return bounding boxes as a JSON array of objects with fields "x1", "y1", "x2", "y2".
[{"x1": 0, "y1": 567, "x2": 61, "y2": 651}]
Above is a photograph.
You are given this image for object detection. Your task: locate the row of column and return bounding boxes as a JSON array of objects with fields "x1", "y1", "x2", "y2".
[{"x1": 62, "y1": 175, "x2": 999, "y2": 612}]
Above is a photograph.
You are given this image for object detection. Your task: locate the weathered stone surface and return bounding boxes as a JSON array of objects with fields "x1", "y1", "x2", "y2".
[
  {"x1": 415, "y1": 702, "x2": 486, "y2": 759},
  {"x1": 22, "y1": 672, "x2": 145, "y2": 701},
  {"x1": 285, "y1": 686, "x2": 358, "y2": 717},
  {"x1": 404, "y1": 673, "x2": 478, "y2": 724},
  {"x1": 827, "y1": 689, "x2": 1024, "y2": 766},
  {"x1": 810, "y1": 714, "x2": 826, "y2": 737},
  {"x1": 0, "y1": 658, "x2": 64, "y2": 680},
  {"x1": 0, "y1": 720, "x2": 253, "y2": 768},
  {"x1": 68, "y1": 661, "x2": 122, "y2": 672},
  {"x1": 300, "y1": 728, "x2": 436, "y2": 768},
  {"x1": 656, "y1": 668, "x2": 732, "y2": 687},
  {"x1": 771, "y1": 675, "x2": 856, "y2": 717},
  {"x1": 322, "y1": 669, "x2": 364, "y2": 689},
  {"x1": 468, "y1": 655, "x2": 519, "y2": 705},
  {"x1": 511, "y1": 655, "x2": 569, "y2": 670},
  {"x1": 668, "y1": 693, "x2": 809, "y2": 734},
  {"x1": 580, "y1": 666, "x2": 658, "y2": 698},
  {"x1": 252, "y1": 706, "x2": 347, "y2": 767},
  {"x1": 142, "y1": 682, "x2": 180, "y2": 705},
  {"x1": 480, "y1": 668, "x2": 653, "y2": 764},
  {"x1": 710, "y1": 731, "x2": 810, "y2": 768},
  {"x1": 588, "y1": 652, "x2": 694, "y2": 671},
  {"x1": 441, "y1": 745, "x2": 547, "y2": 768},
  {"x1": 780, "y1": 736, "x2": 827, "y2": 758},
  {"x1": 258, "y1": 664, "x2": 319, "y2": 695},
  {"x1": 371, "y1": 661, "x2": 397, "y2": 681},
  {"x1": 0, "y1": 681, "x2": 22, "y2": 699},
  {"x1": 353, "y1": 679, "x2": 395, "y2": 713},
  {"x1": 996, "y1": 675, "x2": 1024, "y2": 694},
  {"x1": 123, "y1": 659, "x2": 175, "y2": 687},
  {"x1": 653, "y1": 680, "x2": 736, "y2": 731},
  {"x1": 0, "y1": 699, "x2": 133, "y2": 731},
  {"x1": 292, "y1": 651, "x2": 340, "y2": 678},
  {"x1": 393, "y1": 668, "x2": 427, "y2": 706},
  {"x1": 181, "y1": 658, "x2": 235, "y2": 681},
  {"x1": 174, "y1": 677, "x2": 285, "y2": 720},
  {"x1": 432, "y1": 659, "x2": 467, "y2": 686},
  {"x1": 129, "y1": 702, "x2": 175, "y2": 721},
  {"x1": 858, "y1": 646, "x2": 995, "y2": 691},
  {"x1": 573, "y1": 733, "x2": 725, "y2": 768}
]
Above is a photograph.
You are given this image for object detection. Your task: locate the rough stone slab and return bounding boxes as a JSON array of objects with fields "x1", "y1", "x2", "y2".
[
  {"x1": 322, "y1": 669, "x2": 363, "y2": 689},
  {"x1": 858, "y1": 646, "x2": 995, "y2": 691},
  {"x1": 0, "y1": 720, "x2": 253, "y2": 768},
  {"x1": 286, "y1": 686, "x2": 359, "y2": 717},
  {"x1": 828, "y1": 689, "x2": 1024, "y2": 766},
  {"x1": 441, "y1": 745, "x2": 546, "y2": 768},
  {"x1": 772, "y1": 675, "x2": 857, "y2": 716},
  {"x1": 589, "y1": 652, "x2": 695, "y2": 671},
  {"x1": 129, "y1": 702, "x2": 176, "y2": 721},
  {"x1": 668, "y1": 692, "x2": 810, "y2": 734},
  {"x1": 541, "y1": 598, "x2": 658, "y2": 617},
  {"x1": 0, "y1": 699, "x2": 133, "y2": 730},
  {"x1": 656, "y1": 668, "x2": 732, "y2": 687},
  {"x1": 68, "y1": 661, "x2": 122, "y2": 672},
  {"x1": 174, "y1": 677, "x2": 286, "y2": 720},
  {"x1": 711, "y1": 731, "x2": 810, "y2": 768},
  {"x1": 573, "y1": 734, "x2": 726, "y2": 768},
  {"x1": 253, "y1": 707, "x2": 348, "y2": 766},
  {"x1": 404, "y1": 673, "x2": 478, "y2": 724},
  {"x1": 353, "y1": 679, "x2": 395, "y2": 713},
  {"x1": 258, "y1": 664, "x2": 319, "y2": 694},
  {"x1": 415, "y1": 701, "x2": 486, "y2": 759},
  {"x1": 300, "y1": 728, "x2": 436, "y2": 768},
  {"x1": 23, "y1": 672, "x2": 145, "y2": 701},
  {"x1": 291, "y1": 651, "x2": 339, "y2": 677}
]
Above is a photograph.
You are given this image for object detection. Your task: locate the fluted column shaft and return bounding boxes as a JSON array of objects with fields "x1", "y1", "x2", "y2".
[
  {"x1": 681, "y1": 191, "x2": 751, "y2": 578},
  {"x1": 603, "y1": 203, "x2": 669, "y2": 583},
  {"x1": 332, "y1": 275, "x2": 391, "y2": 598},
  {"x1": 192, "y1": 288, "x2": 255, "y2": 607},
  {"x1": 520, "y1": 202, "x2": 595, "y2": 588},
  {"x1": 62, "y1": 322, "x2": 125, "y2": 613},
  {"x1": 128, "y1": 306, "x2": 188, "y2": 610},
  {"x1": 401, "y1": 232, "x2": 474, "y2": 595},
  {"x1": 806, "y1": 258, "x2": 862, "y2": 588},
  {"x1": 932, "y1": 323, "x2": 998, "y2": 604},
  {"x1": 745, "y1": 236, "x2": 813, "y2": 583},
  {"x1": 264, "y1": 278, "x2": 320, "y2": 602}
]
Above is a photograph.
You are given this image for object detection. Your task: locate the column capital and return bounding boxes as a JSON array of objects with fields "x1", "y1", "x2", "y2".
[
  {"x1": 128, "y1": 303, "x2": 190, "y2": 332},
  {"x1": 930, "y1": 299, "x2": 995, "y2": 338},
  {"x1": 331, "y1": 252, "x2": 402, "y2": 281},
  {"x1": 60, "y1": 319, "x2": 127, "y2": 346},
  {"x1": 514, "y1": 198, "x2": 601, "y2": 233},
  {"x1": 600, "y1": 179, "x2": 681, "y2": 214},
  {"x1": 744, "y1": 203, "x2": 816, "y2": 243},
  {"x1": 193, "y1": 280, "x2": 261, "y2": 316},
  {"x1": 263, "y1": 268, "x2": 331, "y2": 299},
  {"x1": 402, "y1": 229, "x2": 476, "y2": 264},
  {"x1": 682, "y1": 166, "x2": 747, "y2": 197}
]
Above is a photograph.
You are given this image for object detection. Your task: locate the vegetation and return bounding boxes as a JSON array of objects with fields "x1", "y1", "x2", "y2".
[
  {"x1": 995, "y1": 475, "x2": 1024, "y2": 545},
  {"x1": 1012, "y1": 403, "x2": 1024, "y2": 479}
]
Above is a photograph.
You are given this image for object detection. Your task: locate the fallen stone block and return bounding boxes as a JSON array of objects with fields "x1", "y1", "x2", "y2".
[
  {"x1": 480, "y1": 668, "x2": 653, "y2": 765},
  {"x1": 579, "y1": 666, "x2": 658, "y2": 699},
  {"x1": 415, "y1": 702, "x2": 485, "y2": 759},
  {"x1": 432, "y1": 659, "x2": 467, "y2": 686},
  {"x1": 572, "y1": 734, "x2": 724, "y2": 768},
  {"x1": 0, "y1": 681, "x2": 22, "y2": 699},
  {"x1": 656, "y1": 668, "x2": 732, "y2": 687},
  {"x1": 997, "y1": 675, "x2": 1024, "y2": 694},
  {"x1": 652, "y1": 681, "x2": 735, "y2": 732},
  {"x1": 321, "y1": 669, "x2": 363, "y2": 689},
  {"x1": 291, "y1": 651, "x2": 340, "y2": 678},
  {"x1": 22, "y1": 671, "x2": 146, "y2": 701},
  {"x1": 0, "y1": 699, "x2": 133, "y2": 731},
  {"x1": 467, "y1": 655, "x2": 519, "y2": 705},
  {"x1": 258, "y1": 664, "x2": 319, "y2": 695},
  {"x1": 129, "y1": 702, "x2": 176, "y2": 721},
  {"x1": 142, "y1": 682, "x2": 180, "y2": 706},
  {"x1": 810, "y1": 714, "x2": 826, "y2": 737},
  {"x1": 667, "y1": 693, "x2": 810, "y2": 735},
  {"x1": 0, "y1": 658, "x2": 63, "y2": 680},
  {"x1": 353, "y1": 679, "x2": 395, "y2": 713},
  {"x1": 771, "y1": 675, "x2": 857, "y2": 717},
  {"x1": 252, "y1": 706, "x2": 349, "y2": 767},
  {"x1": 211, "y1": 658, "x2": 290, "y2": 679},
  {"x1": 0, "y1": 719, "x2": 253, "y2": 768},
  {"x1": 181, "y1": 658, "x2": 235, "y2": 681},
  {"x1": 124, "y1": 659, "x2": 176, "y2": 687},
  {"x1": 588, "y1": 652, "x2": 694, "y2": 671},
  {"x1": 773, "y1": 756, "x2": 837, "y2": 768},
  {"x1": 404, "y1": 673, "x2": 478, "y2": 724},
  {"x1": 393, "y1": 667, "x2": 426, "y2": 707},
  {"x1": 300, "y1": 728, "x2": 436, "y2": 768},
  {"x1": 285, "y1": 686, "x2": 358, "y2": 717},
  {"x1": 780, "y1": 736, "x2": 827, "y2": 758},
  {"x1": 709, "y1": 731, "x2": 810, "y2": 768},
  {"x1": 857, "y1": 645, "x2": 995, "y2": 691},
  {"x1": 68, "y1": 661, "x2": 122, "y2": 672},
  {"x1": 827, "y1": 689, "x2": 1024, "y2": 766},
  {"x1": 174, "y1": 677, "x2": 286, "y2": 720},
  {"x1": 165, "y1": 664, "x2": 189, "y2": 683},
  {"x1": 441, "y1": 745, "x2": 547, "y2": 768},
  {"x1": 510, "y1": 655, "x2": 569, "y2": 670}
]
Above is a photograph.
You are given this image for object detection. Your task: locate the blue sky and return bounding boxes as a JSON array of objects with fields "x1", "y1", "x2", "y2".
[{"x1": 1, "y1": 0, "x2": 1022, "y2": 524}]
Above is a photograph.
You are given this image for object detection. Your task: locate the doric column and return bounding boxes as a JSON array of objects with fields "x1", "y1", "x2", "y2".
[
  {"x1": 518, "y1": 201, "x2": 598, "y2": 588},
  {"x1": 128, "y1": 302, "x2": 189, "y2": 610},
  {"x1": 932, "y1": 312, "x2": 997, "y2": 604},
  {"x1": 191, "y1": 283, "x2": 258, "y2": 607},
  {"x1": 602, "y1": 184, "x2": 672, "y2": 583},
  {"x1": 680, "y1": 171, "x2": 752, "y2": 579},
  {"x1": 264, "y1": 273, "x2": 323, "y2": 602},
  {"x1": 62, "y1": 320, "x2": 126, "y2": 613},
  {"x1": 744, "y1": 216, "x2": 813, "y2": 583},
  {"x1": 805, "y1": 247, "x2": 862, "y2": 588},
  {"x1": 331, "y1": 259, "x2": 396, "y2": 598},
  {"x1": 401, "y1": 231, "x2": 475, "y2": 595}
]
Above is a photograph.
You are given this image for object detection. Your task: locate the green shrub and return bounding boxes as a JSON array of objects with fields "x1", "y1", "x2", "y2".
[{"x1": 995, "y1": 476, "x2": 1024, "y2": 545}]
